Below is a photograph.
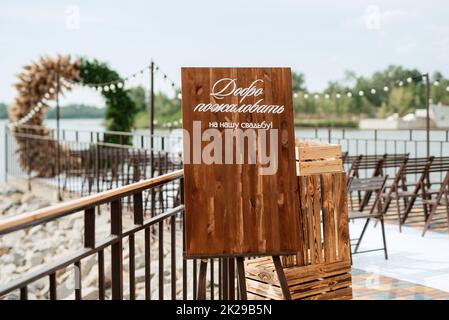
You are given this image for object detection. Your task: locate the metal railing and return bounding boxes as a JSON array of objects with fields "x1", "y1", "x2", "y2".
[
  {"x1": 295, "y1": 128, "x2": 449, "y2": 158},
  {"x1": 0, "y1": 169, "x2": 242, "y2": 300},
  {"x1": 4, "y1": 125, "x2": 183, "y2": 197}
]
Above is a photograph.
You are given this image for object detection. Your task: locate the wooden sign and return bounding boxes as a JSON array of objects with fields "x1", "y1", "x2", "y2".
[{"x1": 181, "y1": 67, "x2": 300, "y2": 258}]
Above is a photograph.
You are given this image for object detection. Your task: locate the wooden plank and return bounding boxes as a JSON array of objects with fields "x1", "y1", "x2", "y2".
[
  {"x1": 321, "y1": 173, "x2": 337, "y2": 263},
  {"x1": 334, "y1": 173, "x2": 350, "y2": 261},
  {"x1": 246, "y1": 279, "x2": 283, "y2": 300},
  {"x1": 299, "y1": 159, "x2": 342, "y2": 176},
  {"x1": 296, "y1": 176, "x2": 309, "y2": 266},
  {"x1": 307, "y1": 175, "x2": 323, "y2": 264},
  {"x1": 245, "y1": 259, "x2": 351, "y2": 285},
  {"x1": 181, "y1": 67, "x2": 300, "y2": 257},
  {"x1": 289, "y1": 273, "x2": 351, "y2": 293},
  {"x1": 0, "y1": 169, "x2": 183, "y2": 234},
  {"x1": 298, "y1": 145, "x2": 341, "y2": 161},
  {"x1": 301, "y1": 287, "x2": 352, "y2": 300}
]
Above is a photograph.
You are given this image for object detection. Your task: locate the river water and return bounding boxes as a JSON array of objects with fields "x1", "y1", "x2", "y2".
[{"x1": 1, "y1": 118, "x2": 448, "y2": 183}]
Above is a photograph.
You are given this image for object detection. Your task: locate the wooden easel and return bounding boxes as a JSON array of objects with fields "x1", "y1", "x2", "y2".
[{"x1": 196, "y1": 255, "x2": 291, "y2": 300}]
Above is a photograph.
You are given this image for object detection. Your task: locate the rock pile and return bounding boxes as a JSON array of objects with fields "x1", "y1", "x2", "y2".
[{"x1": 0, "y1": 185, "x2": 201, "y2": 300}]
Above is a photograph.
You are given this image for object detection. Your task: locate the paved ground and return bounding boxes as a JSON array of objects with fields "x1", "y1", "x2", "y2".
[
  {"x1": 352, "y1": 268, "x2": 449, "y2": 300},
  {"x1": 350, "y1": 218, "x2": 449, "y2": 296}
]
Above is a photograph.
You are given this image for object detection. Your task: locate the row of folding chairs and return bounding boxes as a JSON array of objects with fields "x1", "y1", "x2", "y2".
[{"x1": 343, "y1": 153, "x2": 449, "y2": 259}]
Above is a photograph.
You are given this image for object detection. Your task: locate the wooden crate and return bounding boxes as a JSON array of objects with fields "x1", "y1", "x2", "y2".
[
  {"x1": 245, "y1": 172, "x2": 352, "y2": 300},
  {"x1": 296, "y1": 144, "x2": 343, "y2": 176}
]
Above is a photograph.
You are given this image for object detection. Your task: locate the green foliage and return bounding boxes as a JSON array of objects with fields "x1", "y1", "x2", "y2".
[
  {"x1": 128, "y1": 86, "x2": 147, "y2": 112},
  {"x1": 134, "y1": 91, "x2": 181, "y2": 128},
  {"x1": 294, "y1": 118, "x2": 358, "y2": 128},
  {"x1": 292, "y1": 72, "x2": 306, "y2": 92},
  {"x1": 293, "y1": 65, "x2": 448, "y2": 119},
  {"x1": 79, "y1": 58, "x2": 137, "y2": 143},
  {"x1": 0, "y1": 102, "x2": 7, "y2": 119}
]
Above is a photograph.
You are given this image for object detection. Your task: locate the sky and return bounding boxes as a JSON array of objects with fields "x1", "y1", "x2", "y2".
[{"x1": 1, "y1": 0, "x2": 449, "y2": 107}]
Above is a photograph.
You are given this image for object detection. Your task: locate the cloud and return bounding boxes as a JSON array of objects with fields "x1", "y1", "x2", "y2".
[
  {"x1": 396, "y1": 41, "x2": 417, "y2": 54},
  {"x1": 359, "y1": 5, "x2": 411, "y2": 31}
]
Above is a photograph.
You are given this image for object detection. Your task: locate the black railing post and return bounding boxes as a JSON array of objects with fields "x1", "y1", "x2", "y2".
[{"x1": 111, "y1": 199, "x2": 123, "y2": 300}]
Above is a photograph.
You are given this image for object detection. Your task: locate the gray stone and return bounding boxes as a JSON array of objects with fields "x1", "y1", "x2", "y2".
[{"x1": 82, "y1": 287, "x2": 99, "y2": 300}]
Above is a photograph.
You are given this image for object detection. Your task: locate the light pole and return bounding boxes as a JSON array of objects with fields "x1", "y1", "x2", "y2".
[
  {"x1": 55, "y1": 72, "x2": 62, "y2": 200},
  {"x1": 423, "y1": 73, "x2": 430, "y2": 158}
]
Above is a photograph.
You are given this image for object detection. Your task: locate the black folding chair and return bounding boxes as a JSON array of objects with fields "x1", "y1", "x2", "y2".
[{"x1": 348, "y1": 175, "x2": 389, "y2": 260}]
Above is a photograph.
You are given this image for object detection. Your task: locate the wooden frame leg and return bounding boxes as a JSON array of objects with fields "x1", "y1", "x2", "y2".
[
  {"x1": 380, "y1": 217, "x2": 388, "y2": 260},
  {"x1": 423, "y1": 204, "x2": 438, "y2": 237},
  {"x1": 395, "y1": 195, "x2": 402, "y2": 232},
  {"x1": 236, "y1": 257, "x2": 247, "y2": 300},
  {"x1": 197, "y1": 259, "x2": 208, "y2": 300},
  {"x1": 354, "y1": 218, "x2": 370, "y2": 253},
  {"x1": 272, "y1": 256, "x2": 291, "y2": 300}
]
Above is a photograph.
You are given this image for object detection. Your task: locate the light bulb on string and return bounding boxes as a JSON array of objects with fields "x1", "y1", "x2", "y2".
[
  {"x1": 434, "y1": 81, "x2": 440, "y2": 86},
  {"x1": 383, "y1": 86, "x2": 389, "y2": 92},
  {"x1": 347, "y1": 92, "x2": 352, "y2": 98},
  {"x1": 371, "y1": 88, "x2": 376, "y2": 94},
  {"x1": 44, "y1": 93, "x2": 50, "y2": 99},
  {"x1": 446, "y1": 86, "x2": 449, "y2": 92},
  {"x1": 110, "y1": 84, "x2": 115, "y2": 91},
  {"x1": 37, "y1": 102, "x2": 43, "y2": 107},
  {"x1": 177, "y1": 93, "x2": 182, "y2": 100},
  {"x1": 104, "y1": 86, "x2": 109, "y2": 92},
  {"x1": 358, "y1": 91, "x2": 364, "y2": 96},
  {"x1": 49, "y1": 87, "x2": 55, "y2": 94},
  {"x1": 336, "y1": 93, "x2": 341, "y2": 99},
  {"x1": 117, "y1": 82, "x2": 123, "y2": 89},
  {"x1": 293, "y1": 92, "x2": 298, "y2": 98},
  {"x1": 304, "y1": 93, "x2": 309, "y2": 99},
  {"x1": 314, "y1": 94, "x2": 319, "y2": 100},
  {"x1": 324, "y1": 94, "x2": 330, "y2": 99},
  {"x1": 407, "y1": 77, "x2": 413, "y2": 83},
  {"x1": 398, "y1": 81, "x2": 404, "y2": 87}
]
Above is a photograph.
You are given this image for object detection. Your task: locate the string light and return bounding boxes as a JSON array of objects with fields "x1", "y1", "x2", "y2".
[
  {"x1": 293, "y1": 73, "x2": 437, "y2": 101},
  {"x1": 8, "y1": 88, "x2": 54, "y2": 128},
  {"x1": 434, "y1": 81, "x2": 440, "y2": 86}
]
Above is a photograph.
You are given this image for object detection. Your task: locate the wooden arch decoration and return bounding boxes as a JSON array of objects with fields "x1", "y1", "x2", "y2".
[{"x1": 8, "y1": 55, "x2": 81, "y2": 177}]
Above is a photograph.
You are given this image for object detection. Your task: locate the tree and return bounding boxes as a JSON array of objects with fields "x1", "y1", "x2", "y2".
[
  {"x1": 128, "y1": 86, "x2": 147, "y2": 112},
  {"x1": 79, "y1": 58, "x2": 137, "y2": 143},
  {"x1": 292, "y1": 72, "x2": 306, "y2": 92}
]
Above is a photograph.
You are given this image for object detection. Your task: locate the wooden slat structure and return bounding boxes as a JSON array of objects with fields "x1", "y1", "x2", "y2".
[
  {"x1": 296, "y1": 145, "x2": 343, "y2": 176},
  {"x1": 245, "y1": 172, "x2": 352, "y2": 300}
]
